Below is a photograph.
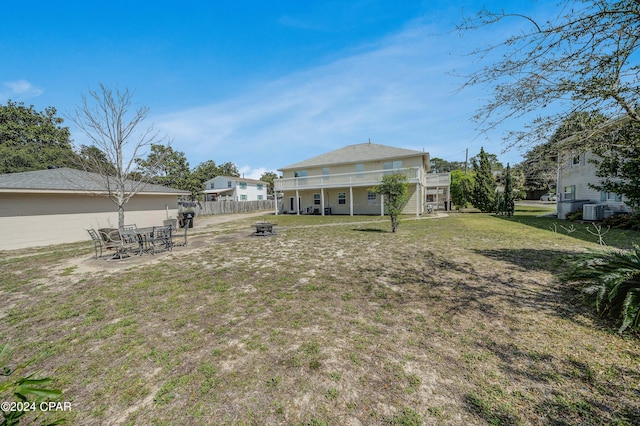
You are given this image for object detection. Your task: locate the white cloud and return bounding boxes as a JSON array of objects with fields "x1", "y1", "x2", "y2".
[
  {"x1": 239, "y1": 165, "x2": 269, "y2": 180},
  {"x1": 154, "y1": 18, "x2": 525, "y2": 172},
  {"x1": 1, "y1": 80, "x2": 44, "y2": 99}
]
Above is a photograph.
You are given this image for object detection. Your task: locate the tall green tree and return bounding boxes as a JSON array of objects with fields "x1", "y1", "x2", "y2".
[
  {"x1": 259, "y1": 171, "x2": 279, "y2": 196},
  {"x1": 136, "y1": 144, "x2": 203, "y2": 199},
  {"x1": 498, "y1": 164, "x2": 515, "y2": 216},
  {"x1": 516, "y1": 142, "x2": 558, "y2": 193},
  {"x1": 471, "y1": 147, "x2": 497, "y2": 212},
  {"x1": 469, "y1": 152, "x2": 503, "y2": 173},
  {"x1": 192, "y1": 160, "x2": 219, "y2": 184},
  {"x1": 430, "y1": 157, "x2": 465, "y2": 173},
  {"x1": 450, "y1": 170, "x2": 474, "y2": 209},
  {"x1": 371, "y1": 173, "x2": 409, "y2": 233},
  {"x1": 217, "y1": 161, "x2": 240, "y2": 177},
  {"x1": 77, "y1": 144, "x2": 115, "y2": 175},
  {"x1": 0, "y1": 100, "x2": 77, "y2": 173},
  {"x1": 136, "y1": 144, "x2": 191, "y2": 188}
]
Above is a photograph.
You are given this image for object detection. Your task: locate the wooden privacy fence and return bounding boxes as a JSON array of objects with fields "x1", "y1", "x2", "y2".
[{"x1": 181, "y1": 200, "x2": 276, "y2": 216}]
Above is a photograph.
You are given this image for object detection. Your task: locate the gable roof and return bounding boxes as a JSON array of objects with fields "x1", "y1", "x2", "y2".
[
  {"x1": 0, "y1": 168, "x2": 190, "y2": 195},
  {"x1": 279, "y1": 142, "x2": 427, "y2": 170}
]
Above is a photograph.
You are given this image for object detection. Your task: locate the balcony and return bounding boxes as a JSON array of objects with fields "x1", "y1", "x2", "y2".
[
  {"x1": 424, "y1": 172, "x2": 451, "y2": 186},
  {"x1": 275, "y1": 167, "x2": 422, "y2": 191}
]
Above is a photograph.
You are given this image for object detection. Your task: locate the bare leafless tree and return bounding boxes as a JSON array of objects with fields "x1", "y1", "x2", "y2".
[
  {"x1": 70, "y1": 84, "x2": 169, "y2": 228},
  {"x1": 458, "y1": 0, "x2": 640, "y2": 151}
]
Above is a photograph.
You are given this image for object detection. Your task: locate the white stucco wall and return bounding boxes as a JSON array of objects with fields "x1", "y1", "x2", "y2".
[{"x1": 0, "y1": 192, "x2": 180, "y2": 250}]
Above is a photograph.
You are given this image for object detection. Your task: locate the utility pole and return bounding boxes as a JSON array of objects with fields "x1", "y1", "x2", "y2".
[{"x1": 464, "y1": 148, "x2": 468, "y2": 174}]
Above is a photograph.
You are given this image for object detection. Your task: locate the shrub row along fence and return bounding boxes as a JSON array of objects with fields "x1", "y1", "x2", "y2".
[{"x1": 180, "y1": 200, "x2": 277, "y2": 216}]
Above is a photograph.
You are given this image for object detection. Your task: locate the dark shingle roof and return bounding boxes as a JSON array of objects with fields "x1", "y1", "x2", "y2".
[
  {"x1": 279, "y1": 143, "x2": 427, "y2": 170},
  {"x1": 0, "y1": 168, "x2": 190, "y2": 194}
]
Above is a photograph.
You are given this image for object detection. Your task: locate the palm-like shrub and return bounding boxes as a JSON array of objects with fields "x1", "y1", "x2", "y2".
[
  {"x1": 1, "y1": 344, "x2": 63, "y2": 425},
  {"x1": 562, "y1": 245, "x2": 640, "y2": 333}
]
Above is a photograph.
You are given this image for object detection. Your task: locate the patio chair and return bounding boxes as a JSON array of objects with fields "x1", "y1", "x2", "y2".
[
  {"x1": 149, "y1": 225, "x2": 173, "y2": 254},
  {"x1": 98, "y1": 228, "x2": 140, "y2": 259},
  {"x1": 120, "y1": 229, "x2": 143, "y2": 256},
  {"x1": 98, "y1": 228, "x2": 122, "y2": 251},
  {"x1": 87, "y1": 229, "x2": 106, "y2": 258},
  {"x1": 171, "y1": 218, "x2": 190, "y2": 247}
]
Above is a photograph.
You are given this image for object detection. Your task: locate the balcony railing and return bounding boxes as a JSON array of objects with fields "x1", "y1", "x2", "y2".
[
  {"x1": 275, "y1": 167, "x2": 422, "y2": 191},
  {"x1": 424, "y1": 173, "x2": 451, "y2": 186}
]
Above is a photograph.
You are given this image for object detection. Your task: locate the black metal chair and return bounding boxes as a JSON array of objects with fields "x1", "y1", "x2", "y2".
[
  {"x1": 149, "y1": 225, "x2": 173, "y2": 254},
  {"x1": 120, "y1": 229, "x2": 143, "y2": 256},
  {"x1": 98, "y1": 228, "x2": 140, "y2": 260},
  {"x1": 87, "y1": 229, "x2": 105, "y2": 258}
]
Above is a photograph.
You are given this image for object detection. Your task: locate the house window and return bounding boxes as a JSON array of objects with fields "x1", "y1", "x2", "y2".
[
  {"x1": 209, "y1": 183, "x2": 214, "y2": 189},
  {"x1": 367, "y1": 191, "x2": 377, "y2": 205},
  {"x1": 571, "y1": 154, "x2": 582, "y2": 166},
  {"x1": 257, "y1": 195, "x2": 264, "y2": 200},
  {"x1": 227, "y1": 181, "x2": 232, "y2": 188},
  {"x1": 240, "y1": 194, "x2": 248, "y2": 201},
  {"x1": 563, "y1": 185, "x2": 575, "y2": 201},
  {"x1": 257, "y1": 183, "x2": 264, "y2": 190},
  {"x1": 295, "y1": 170, "x2": 308, "y2": 185},
  {"x1": 355, "y1": 163, "x2": 364, "y2": 178},
  {"x1": 314, "y1": 193, "x2": 321, "y2": 205},
  {"x1": 239, "y1": 182, "x2": 247, "y2": 189},
  {"x1": 383, "y1": 160, "x2": 403, "y2": 175},
  {"x1": 600, "y1": 191, "x2": 622, "y2": 202},
  {"x1": 322, "y1": 167, "x2": 330, "y2": 182},
  {"x1": 338, "y1": 192, "x2": 346, "y2": 205}
]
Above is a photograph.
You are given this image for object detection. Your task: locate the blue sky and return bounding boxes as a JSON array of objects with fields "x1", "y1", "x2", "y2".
[{"x1": 1, "y1": 0, "x2": 547, "y2": 178}]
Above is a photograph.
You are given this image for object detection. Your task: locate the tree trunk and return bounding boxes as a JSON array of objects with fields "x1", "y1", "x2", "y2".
[
  {"x1": 391, "y1": 215, "x2": 398, "y2": 233},
  {"x1": 118, "y1": 204, "x2": 125, "y2": 230}
]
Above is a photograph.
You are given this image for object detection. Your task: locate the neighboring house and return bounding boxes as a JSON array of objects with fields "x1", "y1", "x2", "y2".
[
  {"x1": 557, "y1": 151, "x2": 630, "y2": 220},
  {"x1": 202, "y1": 176, "x2": 268, "y2": 202},
  {"x1": 275, "y1": 142, "x2": 450, "y2": 216},
  {"x1": 0, "y1": 167, "x2": 190, "y2": 250}
]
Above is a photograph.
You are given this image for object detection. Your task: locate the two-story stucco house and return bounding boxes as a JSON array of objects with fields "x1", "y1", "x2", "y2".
[
  {"x1": 275, "y1": 142, "x2": 450, "y2": 216},
  {"x1": 557, "y1": 151, "x2": 631, "y2": 220},
  {"x1": 203, "y1": 175, "x2": 268, "y2": 202}
]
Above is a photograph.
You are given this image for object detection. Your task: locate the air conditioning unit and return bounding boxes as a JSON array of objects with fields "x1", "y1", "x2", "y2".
[{"x1": 583, "y1": 204, "x2": 604, "y2": 221}]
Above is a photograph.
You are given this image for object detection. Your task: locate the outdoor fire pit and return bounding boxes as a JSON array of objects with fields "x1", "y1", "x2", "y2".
[{"x1": 252, "y1": 222, "x2": 276, "y2": 236}]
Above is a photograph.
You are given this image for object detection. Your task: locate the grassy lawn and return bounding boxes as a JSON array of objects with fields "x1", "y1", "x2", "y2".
[{"x1": 1, "y1": 207, "x2": 639, "y2": 425}]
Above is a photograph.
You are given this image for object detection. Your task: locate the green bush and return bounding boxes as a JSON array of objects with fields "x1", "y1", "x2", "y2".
[
  {"x1": 562, "y1": 245, "x2": 640, "y2": 333},
  {"x1": 602, "y1": 214, "x2": 640, "y2": 231},
  {"x1": 566, "y1": 210, "x2": 583, "y2": 221}
]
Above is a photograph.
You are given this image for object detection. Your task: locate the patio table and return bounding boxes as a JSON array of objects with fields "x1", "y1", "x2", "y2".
[
  {"x1": 133, "y1": 227, "x2": 155, "y2": 254},
  {"x1": 136, "y1": 225, "x2": 173, "y2": 254}
]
